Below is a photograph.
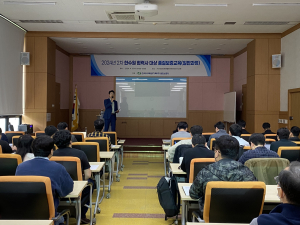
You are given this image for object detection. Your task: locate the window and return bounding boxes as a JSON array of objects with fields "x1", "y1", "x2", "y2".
[
  {"x1": 0, "y1": 116, "x2": 21, "y2": 132},
  {"x1": 9, "y1": 117, "x2": 20, "y2": 131},
  {"x1": 0, "y1": 118, "x2": 6, "y2": 132}
]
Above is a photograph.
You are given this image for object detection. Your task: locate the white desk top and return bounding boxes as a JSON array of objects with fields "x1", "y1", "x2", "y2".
[
  {"x1": 118, "y1": 140, "x2": 125, "y2": 144},
  {"x1": 100, "y1": 151, "x2": 114, "y2": 159},
  {"x1": 90, "y1": 162, "x2": 105, "y2": 172},
  {"x1": 0, "y1": 221, "x2": 53, "y2": 225},
  {"x1": 162, "y1": 145, "x2": 170, "y2": 151},
  {"x1": 178, "y1": 183, "x2": 280, "y2": 203},
  {"x1": 170, "y1": 163, "x2": 186, "y2": 175},
  {"x1": 64, "y1": 181, "x2": 87, "y2": 198},
  {"x1": 111, "y1": 145, "x2": 122, "y2": 150}
]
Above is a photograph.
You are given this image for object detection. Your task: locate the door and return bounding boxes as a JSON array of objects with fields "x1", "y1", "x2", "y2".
[
  {"x1": 55, "y1": 83, "x2": 60, "y2": 126},
  {"x1": 289, "y1": 88, "x2": 300, "y2": 128},
  {"x1": 241, "y1": 84, "x2": 247, "y2": 122}
]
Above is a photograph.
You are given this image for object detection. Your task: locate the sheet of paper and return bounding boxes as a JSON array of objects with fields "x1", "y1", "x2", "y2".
[
  {"x1": 111, "y1": 145, "x2": 116, "y2": 147},
  {"x1": 183, "y1": 186, "x2": 190, "y2": 196},
  {"x1": 90, "y1": 165, "x2": 99, "y2": 170}
]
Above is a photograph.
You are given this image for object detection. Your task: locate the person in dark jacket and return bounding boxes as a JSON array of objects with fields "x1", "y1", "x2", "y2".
[
  {"x1": 190, "y1": 135, "x2": 257, "y2": 213},
  {"x1": 250, "y1": 161, "x2": 300, "y2": 225},
  {"x1": 237, "y1": 120, "x2": 250, "y2": 134},
  {"x1": 57, "y1": 122, "x2": 77, "y2": 143},
  {"x1": 270, "y1": 128, "x2": 297, "y2": 153},
  {"x1": 289, "y1": 126, "x2": 300, "y2": 141},
  {"x1": 0, "y1": 128, "x2": 8, "y2": 142},
  {"x1": 262, "y1": 122, "x2": 275, "y2": 135},
  {"x1": 181, "y1": 134, "x2": 214, "y2": 182},
  {"x1": 16, "y1": 136, "x2": 74, "y2": 225},
  {"x1": 45, "y1": 125, "x2": 58, "y2": 137},
  {"x1": 238, "y1": 133, "x2": 279, "y2": 165}
]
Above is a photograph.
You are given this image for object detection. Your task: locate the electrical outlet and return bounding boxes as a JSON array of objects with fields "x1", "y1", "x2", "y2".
[
  {"x1": 284, "y1": 119, "x2": 288, "y2": 124},
  {"x1": 278, "y1": 119, "x2": 282, "y2": 123}
]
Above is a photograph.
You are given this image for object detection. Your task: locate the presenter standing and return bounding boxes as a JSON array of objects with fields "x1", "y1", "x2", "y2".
[{"x1": 104, "y1": 90, "x2": 119, "y2": 131}]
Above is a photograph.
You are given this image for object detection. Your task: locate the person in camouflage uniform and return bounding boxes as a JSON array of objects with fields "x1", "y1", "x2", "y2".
[{"x1": 189, "y1": 135, "x2": 257, "y2": 212}]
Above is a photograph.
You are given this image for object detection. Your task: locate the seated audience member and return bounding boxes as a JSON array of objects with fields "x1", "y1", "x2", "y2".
[
  {"x1": 229, "y1": 124, "x2": 250, "y2": 146},
  {"x1": 170, "y1": 121, "x2": 191, "y2": 142},
  {"x1": 53, "y1": 130, "x2": 93, "y2": 224},
  {"x1": 208, "y1": 121, "x2": 229, "y2": 148},
  {"x1": 87, "y1": 119, "x2": 111, "y2": 151},
  {"x1": 15, "y1": 136, "x2": 73, "y2": 225},
  {"x1": 181, "y1": 134, "x2": 214, "y2": 182},
  {"x1": 250, "y1": 161, "x2": 300, "y2": 225},
  {"x1": 0, "y1": 135, "x2": 13, "y2": 153},
  {"x1": 238, "y1": 133, "x2": 279, "y2": 165},
  {"x1": 270, "y1": 128, "x2": 297, "y2": 153},
  {"x1": 57, "y1": 122, "x2": 77, "y2": 142},
  {"x1": 189, "y1": 135, "x2": 257, "y2": 212},
  {"x1": 168, "y1": 125, "x2": 203, "y2": 162},
  {"x1": 16, "y1": 135, "x2": 35, "y2": 162},
  {"x1": 45, "y1": 125, "x2": 57, "y2": 137},
  {"x1": 0, "y1": 128, "x2": 8, "y2": 142},
  {"x1": 262, "y1": 122, "x2": 275, "y2": 135},
  {"x1": 289, "y1": 126, "x2": 300, "y2": 141},
  {"x1": 237, "y1": 120, "x2": 250, "y2": 134}
]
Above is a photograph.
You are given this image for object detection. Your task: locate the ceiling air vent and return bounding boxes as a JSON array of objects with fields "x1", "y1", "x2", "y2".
[
  {"x1": 244, "y1": 21, "x2": 289, "y2": 25},
  {"x1": 95, "y1": 20, "x2": 138, "y2": 24},
  {"x1": 170, "y1": 21, "x2": 214, "y2": 25},
  {"x1": 224, "y1": 22, "x2": 236, "y2": 25},
  {"x1": 106, "y1": 11, "x2": 144, "y2": 21},
  {"x1": 19, "y1": 20, "x2": 63, "y2": 23}
]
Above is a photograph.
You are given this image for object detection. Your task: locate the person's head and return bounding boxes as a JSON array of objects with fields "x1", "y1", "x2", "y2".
[
  {"x1": 192, "y1": 134, "x2": 206, "y2": 148},
  {"x1": 290, "y1": 126, "x2": 300, "y2": 138},
  {"x1": 94, "y1": 119, "x2": 105, "y2": 132},
  {"x1": 16, "y1": 135, "x2": 34, "y2": 160},
  {"x1": 32, "y1": 136, "x2": 54, "y2": 158},
  {"x1": 249, "y1": 133, "x2": 265, "y2": 150},
  {"x1": 0, "y1": 128, "x2": 2, "y2": 138},
  {"x1": 237, "y1": 120, "x2": 246, "y2": 129},
  {"x1": 53, "y1": 130, "x2": 72, "y2": 149},
  {"x1": 45, "y1": 125, "x2": 57, "y2": 137},
  {"x1": 57, "y1": 122, "x2": 69, "y2": 131},
  {"x1": 229, "y1": 124, "x2": 242, "y2": 137},
  {"x1": 177, "y1": 121, "x2": 188, "y2": 131},
  {"x1": 214, "y1": 121, "x2": 225, "y2": 132},
  {"x1": 190, "y1": 125, "x2": 203, "y2": 136},
  {"x1": 277, "y1": 128, "x2": 290, "y2": 141},
  {"x1": 109, "y1": 90, "x2": 115, "y2": 98},
  {"x1": 262, "y1": 122, "x2": 271, "y2": 131},
  {"x1": 214, "y1": 135, "x2": 239, "y2": 161},
  {"x1": 277, "y1": 161, "x2": 300, "y2": 205}
]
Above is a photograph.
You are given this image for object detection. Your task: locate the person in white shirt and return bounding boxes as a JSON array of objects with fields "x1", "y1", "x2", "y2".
[
  {"x1": 15, "y1": 134, "x2": 35, "y2": 162},
  {"x1": 168, "y1": 125, "x2": 202, "y2": 162},
  {"x1": 229, "y1": 124, "x2": 250, "y2": 147}
]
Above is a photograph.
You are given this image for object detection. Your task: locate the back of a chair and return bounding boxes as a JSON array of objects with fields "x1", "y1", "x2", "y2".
[
  {"x1": 293, "y1": 141, "x2": 300, "y2": 146},
  {"x1": 245, "y1": 158, "x2": 290, "y2": 185},
  {"x1": 210, "y1": 138, "x2": 216, "y2": 150},
  {"x1": 203, "y1": 181, "x2": 266, "y2": 223},
  {"x1": 0, "y1": 154, "x2": 22, "y2": 176},
  {"x1": 35, "y1": 131, "x2": 46, "y2": 137},
  {"x1": 0, "y1": 146, "x2": 2, "y2": 154},
  {"x1": 5, "y1": 131, "x2": 25, "y2": 143},
  {"x1": 72, "y1": 142, "x2": 100, "y2": 162},
  {"x1": 172, "y1": 137, "x2": 191, "y2": 146},
  {"x1": 265, "y1": 139, "x2": 276, "y2": 144},
  {"x1": 85, "y1": 137, "x2": 110, "y2": 152},
  {"x1": 0, "y1": 176, "x2": 55, "y2": 220},
  {"x1": 237, "y1": 146, "x2": 251, "y2": 161},
  {"x1": 103, "y1": 132, "x2": 117, "y2": 145},
  {"x1": 241, "y1": 134, "x2": 251, "y2": 142},
  {"x1": 71, "y1": 132, "x2": 85, "y2": 142},
  {"x1": 202, "y1": 133, "x2": 214, "y2": 142},
  {"x1": 278, "y1": 146, "x2": 300, "y2": 162},
  {"x1": 189, "y1": 158, "x2": 215, "y2": 183},
  {"x1": 264, "y1": 134, "x2": 277, "y2": 141},
  {"x1": 12, "y1": 135, "x2": 21, "y2": 146},
  {"x1": 50, "y1": 156, "x2": 82, "y2": 180}
]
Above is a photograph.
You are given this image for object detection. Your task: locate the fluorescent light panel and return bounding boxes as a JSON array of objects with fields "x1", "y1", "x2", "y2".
[
  {"x1": 175, "y1": 3, "x2": 228, "y2": 7},
  {"x1": 171, "y1": 90, "x2": 181, "y2": 91},
  {"x1": 253, "y1": 3, "x2": 300, "y2": 6},
  {"x1": 4, "y1": 1, "x2": 56, "y2": 5},
  {"x1": 83, "y1": 2, "x2": 135, "y2": 6},
  {"x1": 124, "y1": 90, "x2": 135, "y2": 91},
  {"x1": 174, "y1": 85, "x2": 186, "y2": 87},
  {"x1": 159, "y1": 79, "x2": 173, "y2": 80},
  {"x1": 132, "y1": 79, "x2": 148, "y2": 80},
  {"x1": 119, "y1": 86, "x2": 130, "y2": 87},
  {"x1": 122, "y1": 88, "x2": 133, "y2": 89},
  {"x1": 172, "y1": 88, "x2": 183, "y2": 89},
  {"x1": 177, "y1": 83, "x2": 186, "y2": 84}
]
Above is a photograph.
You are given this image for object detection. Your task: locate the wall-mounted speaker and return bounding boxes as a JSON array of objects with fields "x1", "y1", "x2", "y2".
[
  {"x1": 20, "y1": 52, "x2": 30, "y2": 65},
  {"x1": 272, "y1": 54, "x2": 281, "y2": 68}
]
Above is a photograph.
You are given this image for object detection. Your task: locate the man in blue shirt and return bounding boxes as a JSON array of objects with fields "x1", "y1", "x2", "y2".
[
  {"x1": 16, "y1": 136, "x2": 74, "y2": 225},
  {"x1": 103, "y1": 90, "x2": 119, "y2": 131},
  {"x1": 238, "y1": 133, "x2": 279, "y2": 165}
]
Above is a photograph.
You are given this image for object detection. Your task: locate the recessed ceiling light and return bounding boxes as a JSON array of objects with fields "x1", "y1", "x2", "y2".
[
  {"x1": 164, "y1": 38, "x2": 169, "y2": 40},
  {"x1": 216, "y1": 48, "x2": 221, "y2": 50},
  {"x1": 253, "y1": 3, "x2": 300, "y2": 6},
  {"x1": 134, "y1": 43, "x2": 140, "y2": 45},
  {"x1": 77, "y1": 42, "x2": 83, "y2": 44},
  {"x1": 163, "y1": 43, "x2": 168, "y2": 45},
  {"x1": 109, "y1": 47, "x2": 114, "y2": 49},
  {"x1": 175, "y1": 3, "x2": 228, "y2": 7},
  {"x1": 162, "y1": 48, "x2": 166, "y2": 50},
  {"x1": 105, "y1": 43, "x2": 111, "y2": 45},
  {"x1": 188, "y1": 48, "x2": 193, "y2": 50},
  {"x1": 191, "y1": 43, "x2": 197, "y2": 45},
  {"x1": 219, "y1": 44, "x2": 225, "y2": 46},
  {"x1": 83, "y1": 2, "x2": 135, "y2": 6},
  {"x1": 3, "y1": 1, "x2": 56, "y2": 5},
  {"x1": 133, "y1": 38, "x2": 139, "y2": 40},
  {"x1": 136, "y1": 48, "x2": 140, "y2": 50}
]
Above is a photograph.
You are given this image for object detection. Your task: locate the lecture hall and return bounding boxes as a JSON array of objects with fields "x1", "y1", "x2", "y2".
[{"x1": 1, "y1": 1, "x2": 300, "y2": 225}]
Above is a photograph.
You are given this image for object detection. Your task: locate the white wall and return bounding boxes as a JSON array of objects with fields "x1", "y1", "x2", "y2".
[{"x1": 281, "y1": 28, "x2": 300, "y2": 111}]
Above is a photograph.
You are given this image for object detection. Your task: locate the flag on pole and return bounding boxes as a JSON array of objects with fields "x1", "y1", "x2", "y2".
[{"x1": 71, "y1": 86, "x2": 80, "y2": 131}]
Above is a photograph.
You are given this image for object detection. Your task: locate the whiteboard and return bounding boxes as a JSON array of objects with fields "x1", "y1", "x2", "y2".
[
  {"x1": 116, "y1": 77, "x2": 187, "y2": 118},
  {"x1": 223, "y1": 92, "x2": 236, "y2": 123}
]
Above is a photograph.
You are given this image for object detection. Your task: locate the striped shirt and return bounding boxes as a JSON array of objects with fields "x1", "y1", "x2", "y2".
[{"x1": 87, "y1": 131, "x2": 111, "y2": 151}]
